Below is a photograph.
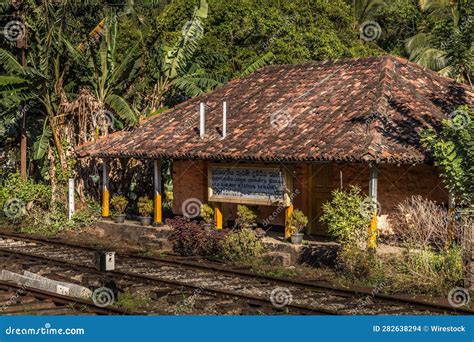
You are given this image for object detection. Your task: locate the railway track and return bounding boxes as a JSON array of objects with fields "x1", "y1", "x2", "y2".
[
  {"x1": 0, "y1": 280, "x2": 134, "y2": 315},
  {"x1": 0, "y1": 231, "x2": 471, "y2": 315}
]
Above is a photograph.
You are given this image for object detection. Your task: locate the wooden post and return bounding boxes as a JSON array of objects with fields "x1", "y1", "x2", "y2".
[
  {"x1": 101, "y1": 160, "x2": 110, "y2": 218},
  {"x1": 285, "y1": 204, "x2": 294, "y2": 239},
  {"x1": 214, "y1": 203, "x2": 223, "y2": 230},
  {"x1": 153, "y1": 160, "x2": 163, "y2": 225},
  {"x1": 368, "y1": 165, "x2": 378, "y2": 250}
]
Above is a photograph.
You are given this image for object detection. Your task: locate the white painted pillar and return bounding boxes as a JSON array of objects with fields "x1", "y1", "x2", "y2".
[{"x1": 68, "y1": 178, "x2": 75, "y2": 220}]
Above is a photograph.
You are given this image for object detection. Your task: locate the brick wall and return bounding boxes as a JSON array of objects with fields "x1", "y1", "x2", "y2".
[
  {"x1": 172, "y1": 160, "x2": 208, "y2": 215},
  {"x1": 172, "y1": 160, "x2": 448, "y2": 233}
]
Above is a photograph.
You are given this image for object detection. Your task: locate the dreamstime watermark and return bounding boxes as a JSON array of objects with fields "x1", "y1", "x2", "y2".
[
  {"x1": 5, "y1": 323, "x2": 85, "y2": 336},
  {"x1": 3, "y1": 20, "x2": 26, "y2": 42},
  {"x1": 359, "y1": 21, "x2": 382, "y2": 42},
  {"x1": 181, "y1": 198, "x2": 202, "y2": 219},
  {"x1": 94, "y1": 109, "x2": 116, "y2": 134},
  {"x1": 350, "y1": 281, "x2": 386, "y2": 314},
  {"x1": 1, "y1": 280, "x2": 32, "y2": 312},
  {"x1": 181, "y1": 20, "x2": 204, "y2": 43},
  {"x1": 262, "y1": 189, "x2": 300, "y2": 227},
  {"x1": 262, "y1": 14, "x2": 296, "y2": 49},
  {"x1": 270, "y1": 287, "x2": 293, "y2": 308},
  {"x1": 174, "y1": 287, "x2": 203, "y2": 314},
  {"x1": 3, "y1": 198, "x2": 26, "y2": 219},
  {"x1": 359, "y1": 197, "x2": 382, "y2": 219},
  {"x1": 448, "y1": 287, "x2": 470, "y2": 308},
  {"x1": 448, "y1": 108, "x2": 471, "y2": 130},
  {"x1": 91, "y1": 287, "x2": 115, "y2": 307},
  {"x1": 270, "y1": 109, "x2": 293, "y2": 131}
]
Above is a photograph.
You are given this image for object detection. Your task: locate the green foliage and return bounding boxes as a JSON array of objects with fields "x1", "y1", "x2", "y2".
[
  {"x1": 405, "y1": 0, "x2": 473, "y2": 84},
  {"x1": 391, "y1": 245, "x2": 463, "y2": 295},
  {"x1": 337, "y1": 244, "x2": 382, "y2": 280},
  {"x1": 421, "y1": 105, "x2": 473, "y2": 206},
  {"x1": 320, "y1": 186, "x2": 371, "y2": 244},
  {"x1": 287, "y1": 209, "x2": 308, "y2": 235},
  {"x1": 111, "y1": 195, "x2": 128, "y2": 215},
  {"x1": 220, "y1": 228, "x2": 264, "y2": 263},
  {"x1": 0, "y1": 173, "x2": 51, "y2": 219},
  {"x1": 157, "y1": 0, "x2": 376, "y2": 78},
  {"x1": 116, "y1": 292, "x2": 152, "y2": 310},
  {"x1": 236, "y1": 205, "x2": 258, "y2": 229},
  {"x1": 200, "y1": 204, "x2": 214, "y2": 225},
  {"x1": 137, "y1": 196, "x2": 153, "y2": 217}
]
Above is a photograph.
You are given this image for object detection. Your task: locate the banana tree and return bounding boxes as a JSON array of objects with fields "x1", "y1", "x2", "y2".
[
  {"x1": 82, "y1": 15, "x2": 140, "y2": 135},
  {"x1": 145, "y1": 0, "x2": 224, "y2": 112},
  {"x1": 0, "y1": 1, "x2": 77, "y2": 175}
]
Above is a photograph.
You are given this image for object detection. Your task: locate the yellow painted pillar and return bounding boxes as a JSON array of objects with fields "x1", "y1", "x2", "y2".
[
  {"x1": 153, "y1": 160, "x2": 163, "y2": 225},
  {"x1": 367, "y1": 165, "x2": 378, "y2": 251},
  {"x1": 101, "y1": 160, "x2": 110, "y2": 218},
  {"x1": 285, "y1": 204, "x2": 294, "y2": 239},
  {"x1": 368, "y1": 210, "x2": 377, "y2": 250},
  {"x1": 214, "y1": 203, "x2": 223, "y2": 230}
]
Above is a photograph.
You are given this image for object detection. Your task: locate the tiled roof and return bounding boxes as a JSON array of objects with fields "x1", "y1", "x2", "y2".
[{"x1": 76, "y1": 55, "x2": 472, "y2": 164}]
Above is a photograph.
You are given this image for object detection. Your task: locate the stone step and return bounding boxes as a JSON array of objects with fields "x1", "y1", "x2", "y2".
[{"x1": 262, "y1": 252, "x2": 292, "y2": 267}]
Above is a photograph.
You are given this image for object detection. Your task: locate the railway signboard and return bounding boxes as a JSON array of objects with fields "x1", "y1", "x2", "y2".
[{"x1": 207, "y1": 164, "x2": 292, "y2": 206}]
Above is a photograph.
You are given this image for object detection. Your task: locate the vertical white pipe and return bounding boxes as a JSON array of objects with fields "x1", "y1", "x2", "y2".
[
  {"x1": 68, "y1": 178, "x2": 75, "y2": 220},
  {"x1": 369, "y1": 164, "x2": 378, "y2": 210},
  {"x1": 222, "y1": 101, "x2": 227, "y2": 139},
  {"x1": 200, "y1": 102, "x2": 205, "y2": 139}
]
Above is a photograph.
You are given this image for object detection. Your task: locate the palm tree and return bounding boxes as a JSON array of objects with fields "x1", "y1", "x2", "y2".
[{"x1": 406, "y1": 0, "x2": 473, "y2": 85}]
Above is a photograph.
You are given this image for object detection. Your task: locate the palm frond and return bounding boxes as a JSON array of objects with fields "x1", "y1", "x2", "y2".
[
  {"x1": 0, "y1": 48, "x2": 24, "y2": 75},
  {"x1": 105, "y1": 94, "x2": 138, "y2": 125},
  {"x1": 240, "y1": 52, "x2": 274, "y2": 77},
  {"x1": 33, "y1": 122, "x2": 52, "y2": 161}
]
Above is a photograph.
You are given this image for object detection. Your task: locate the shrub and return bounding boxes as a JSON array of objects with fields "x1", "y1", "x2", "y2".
[
  {"x1": 320, "y1": 186, "x2": 370, "y2": 245},
  {"x1": 391, "y1": 196, "x2": 458, "y2": 250},
  {"x1": 287, "y1": 209, "x2": 308, "y2": 235},
  {"x1": 0, "y1": 173, "x2": 51, "y2": 220},
  {"x1": 200, "y1": 204, "x2": 214, "y2": 225},
  {"x1": 137, "y1": 196, "x2": 153, "y2": 217},
  {"x1": 220, "y1": 228, "x2": 264, "y2": 263},
  {"x1": 167, "y1": 217, "x2": 225, "y2": 258},
  {"x1": 235, "y1": 205, "x2": 258, "y2": 229},
  {"x1": 392, "y1": 245, "x2": 463, "y2": 295},
  {"x1": 111, "y1": 195, "x2": 128, "y2": 215},
  {"x1": 336, "y1": 244, "x2": 382, "y2": 281}
]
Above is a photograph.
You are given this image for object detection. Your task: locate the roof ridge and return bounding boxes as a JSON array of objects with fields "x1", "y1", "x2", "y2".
[{"x1": 362, "y1": 56, "x2": 398, "y2": 162}]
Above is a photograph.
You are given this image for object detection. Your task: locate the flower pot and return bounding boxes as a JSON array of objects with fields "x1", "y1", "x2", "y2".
[
  {"x1": 291, "y1": 233, "x2": 304, "y2": 244},
  {"x1": 114, "y1": 214, "x2": 126, "y2": 224},
  {"x1": 140, "y1": 216, "x2": 152, "y2": 226}
]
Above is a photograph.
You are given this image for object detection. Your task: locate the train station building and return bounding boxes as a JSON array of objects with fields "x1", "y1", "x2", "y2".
[{"x1": 76, "y1": 55, "x2": 472, "y2": 237}]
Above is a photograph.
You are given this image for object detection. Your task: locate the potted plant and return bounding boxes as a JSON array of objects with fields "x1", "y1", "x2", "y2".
[
  {"x1": 200, "y1": 204, "x2": 215, "y2": 229},
  {"x1": 111, "y1": 195, "x2": 128, "y2": 223},
  {"x1": 288, "y1": 209, "x2": 308, "y2": 244},
  {"x1": 138, "y1": 196, "x2": 153, "y2": 226}
]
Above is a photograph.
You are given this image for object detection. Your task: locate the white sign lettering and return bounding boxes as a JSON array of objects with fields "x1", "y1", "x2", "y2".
[{"x1": 208, "y1": 166, "x2": 287, "y2": 205}]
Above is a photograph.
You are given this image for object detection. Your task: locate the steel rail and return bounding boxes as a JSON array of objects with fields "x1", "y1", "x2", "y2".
[{"x1": 0, "y1": 231, "x2": 471, "y2": 315}]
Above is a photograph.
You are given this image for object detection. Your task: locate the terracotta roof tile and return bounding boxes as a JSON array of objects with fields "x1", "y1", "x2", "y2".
[{"x1": 76, "y1": 55, "x2": 473, "y2": 163}]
